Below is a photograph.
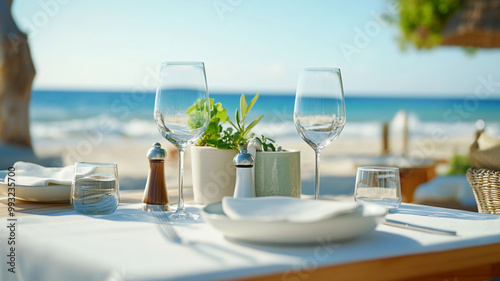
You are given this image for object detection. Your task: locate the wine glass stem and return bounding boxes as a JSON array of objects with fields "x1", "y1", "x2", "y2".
[
  {"x1": 177, "y1": 148, "x2": 185, "y2": 212},
  {"x1": 315, "y1": 150, "x2": 320, "y2": 200}
]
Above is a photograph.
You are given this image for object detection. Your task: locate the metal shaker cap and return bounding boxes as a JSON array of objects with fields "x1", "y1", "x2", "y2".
[
  {"x1": 147, "y1": 142, "x2": 167, "y2": 160},
  {"x1": 233, "y1": 148, "x2": 254, "y2": 167}
]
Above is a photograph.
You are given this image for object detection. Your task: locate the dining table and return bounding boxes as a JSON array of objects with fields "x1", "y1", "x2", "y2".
[{"x1": 1, "y1": 188, "x2": 500, "y2": 281}]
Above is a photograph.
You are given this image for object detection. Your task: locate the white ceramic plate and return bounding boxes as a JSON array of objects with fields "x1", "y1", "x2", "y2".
[
  {"x1": 202, "y1": 202, "x2": 386, "y2": 245},
  {"x1": 0, "y1": 171, "x2": 71, "y2": 203}
]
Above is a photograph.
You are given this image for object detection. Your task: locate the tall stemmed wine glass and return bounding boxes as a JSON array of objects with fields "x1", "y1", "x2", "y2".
[
  {"x1": 294, "y1": 67, "x2": 346, "y2": 200},
  {"x1": 154, "y1": 61, "x2": 210, "y2": 221}
]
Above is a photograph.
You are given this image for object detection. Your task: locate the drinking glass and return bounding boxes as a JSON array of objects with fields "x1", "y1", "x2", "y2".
[
  {"x1": 354, "y1": 166, "x2": 401, "y2": 210},
  {"x1": 71, "y1": 162, "x2": 119, "y2": 215},
  {"x1": 154, "y1": 61, "x2": 210, "y2": 221},
  {"x1": 294, "y1": 67, "x2": 346, "y2": 200}
]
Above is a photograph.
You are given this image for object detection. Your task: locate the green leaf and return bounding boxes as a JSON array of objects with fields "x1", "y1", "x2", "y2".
[
  {"x1": 246, "y1": 94, "x2": 259, "y2": 115},
  {"x1": 187, "y1": 98, "x2": 205, "y2": 114},
  {"x1": 206, "y1": 121, "x2": 219, "y2": 134},
  {"x1": 242, "y1": 115, "x2": 263, "y2": 137},
  {"x1": 235, "y1": 109, "x2": 241, "y2": 130},
  {"x1": 186, "y1": 104, "x2": 197, "y2": 115},
  {"x1": 240, "y1": 94, "x2": 247, "y2": 118},
  {"x1": 227, "y1": 119, "x2": 237, "y2": 130},
  {"x1": 213, "y1": 102, "x2": 229, "y2": 123},
  {"x1": 188, "y1": 111, "x2": 209, "y2": 129},
  {"x1": 219, "y1": 109, "x2": 229, "y2": 123}
]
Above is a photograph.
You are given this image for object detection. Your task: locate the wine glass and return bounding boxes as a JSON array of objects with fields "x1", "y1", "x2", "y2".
[
  {"x1": 294, "y1": 67, "x2": 346, "y2": 200},
  {"x1": 154, "y1": 61, "x2": 210, "y2": 221}
]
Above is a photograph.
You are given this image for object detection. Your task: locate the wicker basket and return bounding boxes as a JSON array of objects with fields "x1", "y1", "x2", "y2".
[{"x1": 466, "y1": 168, "x2": 500, "y2": 215}]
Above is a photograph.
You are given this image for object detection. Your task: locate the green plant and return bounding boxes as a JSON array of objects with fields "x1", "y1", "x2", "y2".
[
  {"x1": 255, "y1": 135, "x2": 282, "y2": 151},
  {"x1": 187, "y1": 98, "x2": 229, "y2": 147},
  {"x1": 187, "y1": 94, "x2": 263, "y2": 150}
]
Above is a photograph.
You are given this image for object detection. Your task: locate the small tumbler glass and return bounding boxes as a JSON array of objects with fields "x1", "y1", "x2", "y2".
[
  {"x1": 71, "y1": 162, "x2": 120, "y2": 215},
  {"x1": 354, "y1": 166, "x2": 401, "y2": 210}
]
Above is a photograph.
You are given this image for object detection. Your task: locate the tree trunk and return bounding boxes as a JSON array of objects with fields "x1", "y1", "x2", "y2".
[{"x1": 0, "y1": 0, "x2": 36, "y2": 148}]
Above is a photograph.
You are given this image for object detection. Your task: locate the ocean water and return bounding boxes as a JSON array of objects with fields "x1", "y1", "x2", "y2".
[{"x1": 29, "y1": 90, "x2": 500, "y2": 147}]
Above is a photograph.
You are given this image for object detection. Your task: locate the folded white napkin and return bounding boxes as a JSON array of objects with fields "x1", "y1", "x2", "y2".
[
  {"x1": 222, "y1": 196, "x2": 362, "y2": 223},
  {"x1": 6, "y1": 162, "x2": 74, "y2": 186}
]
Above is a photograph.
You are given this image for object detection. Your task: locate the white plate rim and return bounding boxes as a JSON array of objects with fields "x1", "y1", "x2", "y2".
[
  {"x1": 202, "y1": 202, "x2": 386, "y2": 245},
  {"x1": 0, "y1": 171, "x2": 71, "y2": 203}
]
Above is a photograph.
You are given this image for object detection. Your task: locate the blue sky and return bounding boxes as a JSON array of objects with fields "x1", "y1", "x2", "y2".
[{"x1": 11, "y1": 0, "x2": 500, "y2": 97}]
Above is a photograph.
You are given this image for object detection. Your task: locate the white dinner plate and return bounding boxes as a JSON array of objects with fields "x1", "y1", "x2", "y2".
[
  {"x1": 0, "y1": 171, "x2": 71, "y2": 203},
  {"x1": 202, "y1": 202, "x2": 386, "y2": 245}
]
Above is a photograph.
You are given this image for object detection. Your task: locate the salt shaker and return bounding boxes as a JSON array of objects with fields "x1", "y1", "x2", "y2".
[
  {"x1": 142, "y1": 142, "x2": 170, "y2": 211},
  {"x1": 233, "y1": 148, "x2": 255, "y2": 198}
]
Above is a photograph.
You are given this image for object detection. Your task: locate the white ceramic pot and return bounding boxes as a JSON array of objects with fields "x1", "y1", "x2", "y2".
[{"x1": 191, "y1": 146, "x2": 238, "y2": 204}]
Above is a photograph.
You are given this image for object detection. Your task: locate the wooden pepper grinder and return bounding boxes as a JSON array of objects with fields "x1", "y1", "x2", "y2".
[{"x1": 142, "y1": 142, "x2": 170, "y2": 211}]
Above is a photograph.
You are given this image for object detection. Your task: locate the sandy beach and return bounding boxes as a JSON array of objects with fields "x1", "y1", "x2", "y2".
[{"x1": 26, "y1": 133, "x2": 475, "y2": 201}]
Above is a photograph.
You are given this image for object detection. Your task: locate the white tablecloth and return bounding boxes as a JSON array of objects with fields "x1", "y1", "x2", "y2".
[{"x1": 2, "y1": 203, "x2": 500, "y2": 281}]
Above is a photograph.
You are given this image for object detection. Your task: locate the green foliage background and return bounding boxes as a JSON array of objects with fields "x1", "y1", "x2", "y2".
[{"x1": 386, "y1": 0, "x2": 463, "y2": 50}]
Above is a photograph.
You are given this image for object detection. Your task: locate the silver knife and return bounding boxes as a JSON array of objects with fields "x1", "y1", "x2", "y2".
[{"x1": 383, "y1": 219, "x2": 457, "y2": 236}]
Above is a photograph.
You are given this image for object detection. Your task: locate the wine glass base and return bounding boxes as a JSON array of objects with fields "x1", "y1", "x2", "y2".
[{"x1": 168, "y1": 208, "x2": 200, "y2": 222}]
